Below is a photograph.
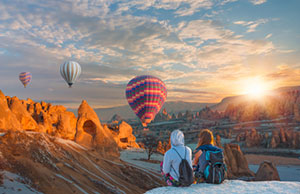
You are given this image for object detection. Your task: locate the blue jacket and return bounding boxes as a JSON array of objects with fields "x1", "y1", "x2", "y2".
[{"x1": 194, "y1": 144, "x2": 222, "y2": 153}]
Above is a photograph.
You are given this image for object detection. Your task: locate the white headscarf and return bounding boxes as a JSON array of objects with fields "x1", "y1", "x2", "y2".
[{"x1": 170, "y1": 129, "x2": 184, "y2": 147}]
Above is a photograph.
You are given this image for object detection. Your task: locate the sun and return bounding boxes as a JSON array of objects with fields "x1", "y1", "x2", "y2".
[
  {"x1": 247, "y1": 84, "x2": 266, "y2": 98},
  {"x1": 241, "y1": 77, "x2": 270, "y2": 99}
]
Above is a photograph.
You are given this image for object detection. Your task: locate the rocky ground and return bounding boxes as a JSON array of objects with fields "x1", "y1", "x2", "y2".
[
  {"x1": 146, "y1": 180, "x2": 300, "y2": 194},
  {"x1": 0, "y1": 131, "x2": 163, "y2": 194}
]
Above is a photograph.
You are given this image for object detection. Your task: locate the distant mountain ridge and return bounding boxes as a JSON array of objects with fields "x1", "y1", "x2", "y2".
[
  {"x1": 69, "y1": 85, "x2": 300, "y2": 121},
  {"x1": 211, "y1": 85, "x2": 300, "y2": 111},
  {"x1": 70, "y1": 101, "x2": 215, "y2": 121}
]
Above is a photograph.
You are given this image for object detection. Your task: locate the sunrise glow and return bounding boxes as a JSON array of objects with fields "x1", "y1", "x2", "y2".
[{"x1": 242, "y1": 77, "x2": 271, "y2": 99}]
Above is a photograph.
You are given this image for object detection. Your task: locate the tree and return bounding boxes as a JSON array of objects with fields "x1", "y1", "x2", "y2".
[{"x1": 142, "y1": 134, "x2": 158, "y2": 160}]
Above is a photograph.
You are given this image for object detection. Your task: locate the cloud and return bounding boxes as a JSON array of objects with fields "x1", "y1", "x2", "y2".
[
  {"x1": 234, "y1": 19, "x2": 268, "y2": 32},
  {"x1": 266, "y1": 65, "x2": 300, "y2": 86},
  {"x1": 177, "y1": 19, "x2": 274, "y2": 67},
  {"x1": 170, "y1": 88, "x2": 215, "y2": 94},
  {"x1": 249, "y1": 0, "x2": 267, "y2": 5},
  {"x1": 179, "y1": 20, "x2": 234, "y2": 41},
  {"x1": 0, "y1": 0, "x2": 296, "y2": 106},
  {"x1": 265, "y1": 33, "x2": 272, "y2": 39},
  {"x1": 117, "y1": 0, "x2": 215, "y2": 17}
]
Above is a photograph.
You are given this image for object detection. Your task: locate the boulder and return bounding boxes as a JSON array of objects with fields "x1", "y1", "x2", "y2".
[
  {"x1": 245, "y1": 128, "x2": 262, "y2": 147},
  {"x1": 27, "y1": 102, "x2": 35, "y2": 115},
  {"x1": 270, "y1": 137, "x2": 277, "y2": 148},
  {"x1": 7, "y1": 96, "x2": 38, "y2": 131},
  {"x1": 35, "y1": 110, "x2": 53, "y2": 134},
  {"x1": 75, "y1": 100, "x2": 119, "y2": 156},
  {"x1": 56, "y1": 111, "x2": 77, "y2": 140},
  {"x1": 117, "y1": 121, "x2": 139, "y2": 148},
  {"x1": 224, "y1": 144, "x2": 255, "y2": 179},
  {"x1": 279, "y1": 128, "x2": 286, "y2": 144},
  {"x1": 255, "y1": 161, "x2": 280, "y2": 181},
  {"x1": 235, "y1": 133, "x2": 244, "y2": 142},
  {"x1": 0, "y1": 90, "x2": 21, "y2": 131},
  {"x1": 105, "y1": 121, "x2": 139, "y2": 149},
  {"x1": 48, "y1": 105, "x2": 67, "y2": 124}
]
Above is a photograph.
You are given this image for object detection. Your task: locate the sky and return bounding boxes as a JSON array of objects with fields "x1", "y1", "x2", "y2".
[{"x1": 0, "y1": 0, "x2": 299, "y2": 108}]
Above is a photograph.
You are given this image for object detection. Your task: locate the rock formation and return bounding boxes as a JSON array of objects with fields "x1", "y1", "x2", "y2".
[
  {"x1": 235, "y1": 127, "x2": 300, "y2": 149},
  {"x1": 235, "y1": 128, "x2": 262, "y2": 147},
  {"x1": 55, "y1": 111, "x2": 77, "y2": 139},
  {"x1": 0, "y1": 91, "x2": 21, "y2": 131},
  {"x1": 156, "y1": 141, "x2": 165, "y2": 154},
  {"x1": 105, "y1": 121, "x2": 139, "y2": 149},
  {"x1": 75, "y1": 100, "x2": 119, "y2": 156},
  {"x1": 185, "y1": 110, "x2": 193, "y2": 122},
  {"x1": 0, "y1": 90, "x2": 159, "y2": 193},
  {"x1": 110, "y1": 114, "x2": 123, "y2": 123},
  {"x1": 215, "y1": 134, "x2": 222, "y2": 148},
  {"x1": 7, "y1": 96, "x2": 38, "y2": 131},
  {"x1": 255, "y1": 161, "x2": 280, "y2": 181},
  {"x1": 198, "y1": 106, "x2": 222, "y2": 120},
  {"x1": 224, "y1": 144, "x2": 255, "y2": 179},
  {"x1": 154, "y1": 108, "x2": 172, "y2": 122},
  {"x1": 245, "y1": 128, "x2": 262, "y2": 147},
  {"x1": 0, "y1": 90, "x2": 125, "y2": 157}
]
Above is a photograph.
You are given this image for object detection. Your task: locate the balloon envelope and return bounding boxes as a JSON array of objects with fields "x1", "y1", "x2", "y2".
[
  {"x1": 60, "y1": 61, "x2": 81, "y2": 87},
  {"x1": 19, "y1": 72, "x2": 32, "y2": 88},
  {"x1": 126, "y1": 75, "x2": 167, "y2": 127}
]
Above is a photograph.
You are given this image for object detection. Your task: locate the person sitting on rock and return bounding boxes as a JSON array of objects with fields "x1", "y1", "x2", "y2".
[
  {"x1": 160, "y1": 129, "x2": 193, "y2": 187},
  {"x1": 193, "y1": 129, "x2": 226, "y2": 184}
]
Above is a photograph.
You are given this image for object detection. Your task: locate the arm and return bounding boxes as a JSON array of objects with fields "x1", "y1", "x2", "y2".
[
  {"x1": 192, "y1": 150, "x2": 202, "y2": 167},
  {"x1": 163, "y1": 151, "x2": 171, "y2": 174}
]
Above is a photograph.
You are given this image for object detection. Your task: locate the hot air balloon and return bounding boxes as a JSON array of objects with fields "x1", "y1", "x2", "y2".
[
  {"x1": 126, "y1": 75, "x2": 167, "y2": 127},
  {"x1": 19, "y1": 72, "x2": 32, "y2": 88},
  {"x1": 60, "y1": 61, "x2": 81, "y2": 87}
]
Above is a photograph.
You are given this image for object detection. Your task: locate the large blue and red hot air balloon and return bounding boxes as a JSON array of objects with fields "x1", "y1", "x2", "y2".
[
  {"x1": 126, "y1": 75, "x2": 167, "y2": 127},
  {"x1": 60, "y1": 61, "x2": 81, "y2": 87},
  {"x1": 19, "y1": 72, "x2": 32, "y2": 88}
]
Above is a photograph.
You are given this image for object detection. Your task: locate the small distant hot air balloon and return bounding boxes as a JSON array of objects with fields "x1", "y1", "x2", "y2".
[
  {"x1": 126, "y1": 75, "x2": 167, "y2": 127},
  {"x1": 60, "y1": 61, "x2": 81, "y2": 87},
  {"x1": 19, "y1": 72, "x2": 32, "y2": 88}
]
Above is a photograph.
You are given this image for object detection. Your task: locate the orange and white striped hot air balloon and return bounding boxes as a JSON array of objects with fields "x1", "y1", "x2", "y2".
[{"x1": 60, "y1": 61, "x2": 81, "y2": 88}]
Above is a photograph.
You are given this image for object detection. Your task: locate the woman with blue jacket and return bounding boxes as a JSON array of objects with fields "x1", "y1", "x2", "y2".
[{"x1": 193, "y1": 129, "x2": 224, "y2": 183}]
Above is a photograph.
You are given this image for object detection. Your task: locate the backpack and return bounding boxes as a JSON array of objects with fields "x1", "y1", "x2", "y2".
[
  {"x1": 195, "y1": 149, "x2": 226, "y2": 184},
  {"x1": 171, "y1": 148, "x2": 194, "y2": 187}
]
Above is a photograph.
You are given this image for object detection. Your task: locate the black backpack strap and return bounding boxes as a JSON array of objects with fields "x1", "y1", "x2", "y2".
[
  {"x1": 172, "y1": 148, "x2": 183, "y2": 160},
  {"x1": 171, "y1": 164, "x2": 179, "y2": 178}
]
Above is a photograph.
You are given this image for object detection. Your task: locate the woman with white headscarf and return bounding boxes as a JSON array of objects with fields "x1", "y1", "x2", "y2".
[{"x1": 160, "y1": 129, "x2": 193, "y2": 186}]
